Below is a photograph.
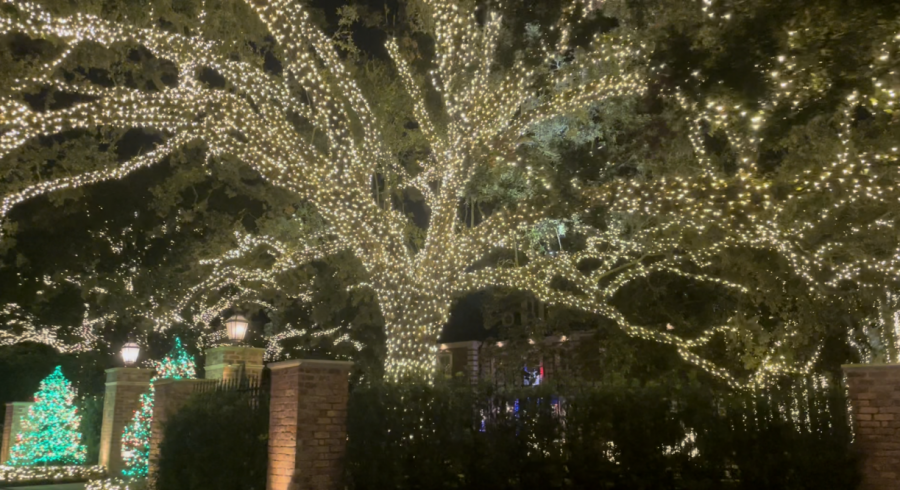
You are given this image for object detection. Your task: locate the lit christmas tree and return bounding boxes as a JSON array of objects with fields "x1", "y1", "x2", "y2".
[
  {"x1": 120, "y1": 338, "x2": 196, "y2": 478},
  {"x1": 8, "y1": 366, "x2": 86, "y2": 466},
  {"x1": 151, "y1": 337, "x2": 198, "y2": 380}
]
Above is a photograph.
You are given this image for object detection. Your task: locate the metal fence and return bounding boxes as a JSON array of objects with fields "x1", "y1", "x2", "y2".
[{"x1": 192, "y1": 369, "x2": 271, "y2": 411}]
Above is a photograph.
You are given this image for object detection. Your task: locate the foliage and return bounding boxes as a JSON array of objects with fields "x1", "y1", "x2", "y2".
[
  {"x1": 8, "y1": 366, "x2": 86, "y2": 466},
  {"x1": 120, "y1": 391, "x2": 154, "y2": 478},
  {"x1": 0, "y1": 342, "x2": 107, "y2": 426},
  {"x1": 121, "y1": 338, "x2": 197, "y2": 478},
  {"x1": 346, "y1": 380, "x2": 859, "y2": 490},
  {"x1": 0, "y1": 0, "x2": 899, "y2": 386},
  {"x1": 78, "y1": 395, "x2": 104, "y2": 465},
  {"x1": 154, "y1": 390, "x2": 268, "y2": 490}
]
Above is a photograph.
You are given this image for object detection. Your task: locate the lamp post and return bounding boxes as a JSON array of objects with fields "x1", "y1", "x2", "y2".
[
  {"x1": 121, "y1": 339, "x2": 141, "y2": 366},
  {"x1": 224, "y1": 314, "x2": 250, "y2": 344}
]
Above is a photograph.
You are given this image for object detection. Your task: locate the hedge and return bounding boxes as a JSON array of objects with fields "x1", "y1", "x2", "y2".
[
  {"x1": 155, "y1": 390, "x2": 268, "y2": 490},
  {"x1": 154, "y1": 380, "x2": 859, "y2": 490},
  {"x1": 346, "y1": 381, "x2": 859, "y2": 490}
]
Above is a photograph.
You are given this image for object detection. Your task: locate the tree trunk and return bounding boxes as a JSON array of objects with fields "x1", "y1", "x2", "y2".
[
  {"x1": 880, "y1": 298, "x2": 900, "y2": 363},
  {"x1": 375, "y1": 281, "x2": 450, "y2": 383}
]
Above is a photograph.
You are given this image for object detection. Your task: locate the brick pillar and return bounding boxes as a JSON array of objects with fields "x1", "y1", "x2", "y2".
[
  {"x1": 842, "y1": 363, "x2": 900, "y2": 490},
  {"x1": 1, "y1": 402, "x2": 33, "y2": 464},
  {"x1": 205, "y1": 346, "x2": 266, "y2": 381},
  {"x1": 148, "y1": 378, "x2": 206, "y2": 480},
  {"x1": 267, "y1": 359, "x2": 353, "y2": 490},
  {"x1": 99, "y1": 368, "x2": 154, "y2": 475}
]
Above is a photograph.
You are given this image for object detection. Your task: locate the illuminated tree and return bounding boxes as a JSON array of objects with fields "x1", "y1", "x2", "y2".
[
  {"x1": 120, "y1": 338, "x2": 196, "y2": 477},
  {"x1": 8, "y1": 366, "x2": 86, "y2": 466},
  {"x1": 1, "y1": 0, "x2": 899, "y2": 386}
]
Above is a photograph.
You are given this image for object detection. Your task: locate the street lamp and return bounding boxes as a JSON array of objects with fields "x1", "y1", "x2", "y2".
[
  {"x1": 224, "y1": 314, "x2": 250, "y2": 344},
  {"x1": 121, "y1": 339, "x2": 141, "y2": 366}
]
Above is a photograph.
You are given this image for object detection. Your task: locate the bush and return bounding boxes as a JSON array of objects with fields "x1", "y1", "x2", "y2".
[
  {"x1": 155, "y1": 390, "x2": 268, "y2": 490},
  {"x1": 79, "y1": 395, "x2": 104, "y2": 465},
  {"x1": 346, "y1": 381, "x2": 859, "y2": 490}
]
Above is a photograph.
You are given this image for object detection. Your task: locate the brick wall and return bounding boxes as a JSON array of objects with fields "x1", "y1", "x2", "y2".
[
  {"x1": 267, "y1": 359, "x2": 353, "y2": 490},
  {"x1": 99, "y1": 368, "x2": 154, "y2": 475},
  {"x1": 148, "y1": 379, "x2": 206, "y2": 480},
  {"x1": 205, "y1": 346, "x2": 266, "y2": 381},
  {"x1": 1, "y1": 402, "x2": 32, "y2": 464},
  {"x1": 843, "y1": 364, "x2": 900, "y2": 490}
]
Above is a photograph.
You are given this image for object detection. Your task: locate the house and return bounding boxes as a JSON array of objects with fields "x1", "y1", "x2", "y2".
[
  {"x1": 438, "y1": 331, "x2": 595, "y2": 387},
  {"x1": 438, "y1": 290, "x2": 600, "y2": 386}
]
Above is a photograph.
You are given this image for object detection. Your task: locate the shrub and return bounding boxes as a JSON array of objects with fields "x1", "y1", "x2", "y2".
[
  {"x1": 346, "y1": 381, "x2": 859, "y2": 490},
  {"x1": 79, "y1": 395, "x2": 104, "y2": 465},
  {"x1": 155, "y1": 390, "x2": 268, "y2": 490}
]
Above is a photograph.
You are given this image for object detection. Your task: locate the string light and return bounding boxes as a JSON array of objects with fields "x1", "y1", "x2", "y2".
[
  {"x1": 0, "y1": 465, "x2": 105, "y2": 484},
  {"x1": 120, "y1": 338, "x2": 197, "y2": 478},
  {"x1": 7, "y1": 366, "x2": 87, "y2": 466},
  {"x1": 0, "y1": 0, "x2": 898, "y2": 388},
  {"x1": 264, "y1": 322, "x2": 364, "y2": 361},
  {"x1": 85, "y1": 477, "x2": 146, "y2": 490}
]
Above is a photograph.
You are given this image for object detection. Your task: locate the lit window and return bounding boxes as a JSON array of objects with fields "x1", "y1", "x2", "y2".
[{"x1": 524, "y1": 364, "x2": 543, "y2": 386}]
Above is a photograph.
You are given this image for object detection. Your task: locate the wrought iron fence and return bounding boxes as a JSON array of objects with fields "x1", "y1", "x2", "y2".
[{"x1": 192, "y1": 369, "x2": 271, "y2": 411}]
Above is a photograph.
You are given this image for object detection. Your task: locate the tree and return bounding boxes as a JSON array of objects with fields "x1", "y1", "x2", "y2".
[
  {"x1": 120, "y1": 337, "x2": 197, "y2": 478},
  {"x1": 1, "y1": 0, "x2": 899, "y2": 386},
  {"x1": 8, "y1": 365, "x2": 86, "y2": 466}
]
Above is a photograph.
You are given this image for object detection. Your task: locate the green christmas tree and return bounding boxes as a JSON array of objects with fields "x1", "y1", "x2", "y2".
[
  {"x1": 121, "y1": 338, "x2": 196, "y2": 477},
  {"x1": 8, "y1": 366, "x2": 86, "y2": 466}
]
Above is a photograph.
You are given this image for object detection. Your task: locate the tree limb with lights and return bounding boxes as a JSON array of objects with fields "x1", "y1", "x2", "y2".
[{"x1": 2, "y1": 0, "x2": 899, "y2": 386}]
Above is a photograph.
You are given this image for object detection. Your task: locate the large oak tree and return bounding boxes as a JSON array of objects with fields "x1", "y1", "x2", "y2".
[{"x1": 1, "y1": 0, "x2": 899, "y2": 384}]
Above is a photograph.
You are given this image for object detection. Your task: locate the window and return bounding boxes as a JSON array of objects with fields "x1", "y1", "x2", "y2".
[
  {"x1": 523, "y1": 364, "x2": 543, "y2": 386},
  {"x1": 438, "y1": 351, "x2": 453, "y2": 377}
]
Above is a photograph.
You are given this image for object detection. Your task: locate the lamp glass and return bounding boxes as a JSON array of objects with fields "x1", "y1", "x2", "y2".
[
  {"x1": 225, "y1": 315, "x2": 249, "y2": 342},
  {"x1": 121, "y1": 342, "x2": 141, "y2": 366}
]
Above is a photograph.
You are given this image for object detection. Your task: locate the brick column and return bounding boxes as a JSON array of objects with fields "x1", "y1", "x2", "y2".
[
  {"x1": 842, "y1": 363, "x2": 900, "y2": 490},
  {"x1": 267, "y1": 359, "x2": 353, "y2": 490},
  {"x1": 148, "y1": 378, "x2": 206, "y2": 480},
  {"x1": 99, "y1": 368, "x2": 155, "y2": 475},
  {"x1": 1, "y1": 402, "x2": 33, "y2": 464},
  {"x1": 205, "y1": 346, "x2": 266, "y2": 381}
]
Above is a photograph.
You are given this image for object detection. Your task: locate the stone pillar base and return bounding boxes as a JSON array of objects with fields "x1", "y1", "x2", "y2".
[
  {"x1": 267, "y1": 359, "x2": 353, "y2": 490},
  {"x1": 842, "y1": 363, "x2": 900, "y2": 490},
  {"x1": 99, "y1": 368, "x2": 154, "y2": 476}
]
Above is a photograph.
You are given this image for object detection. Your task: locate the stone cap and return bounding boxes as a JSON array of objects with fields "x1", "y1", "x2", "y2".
[
  {"x1": 5, "y1": 401, "x2": 34, "y2": 408},
  {"x1": 268, "y1": 359, "x2": 354, "y2": 371},
  {"x1": 105, "y1": 367, "x2": 155, "y2": 385}
]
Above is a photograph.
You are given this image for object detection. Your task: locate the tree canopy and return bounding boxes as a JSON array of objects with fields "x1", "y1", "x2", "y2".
[{"x1": 1, "y1": 0, "x2": 899, "y2": 386}]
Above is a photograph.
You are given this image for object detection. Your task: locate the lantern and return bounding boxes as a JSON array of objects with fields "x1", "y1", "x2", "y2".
[
  {"x1": 225, "y1": 314, "x2": 250, "y2": 343},
  {"x1": 121, "y1": 340, "x2": 141, "y2": 366}
]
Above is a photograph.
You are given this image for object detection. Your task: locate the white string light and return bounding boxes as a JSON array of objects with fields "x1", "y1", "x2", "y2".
[{"x1": 0, "y1": 0, "x2": 898, "y2": 388}]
